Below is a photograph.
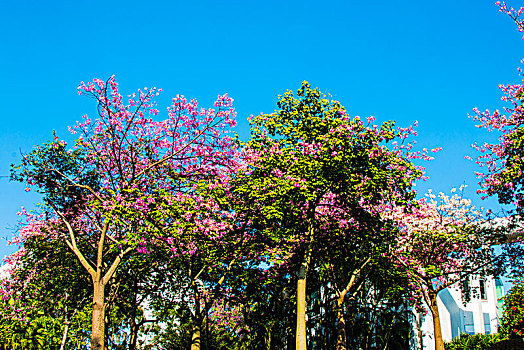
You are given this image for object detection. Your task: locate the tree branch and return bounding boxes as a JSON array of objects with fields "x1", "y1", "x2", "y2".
[
  {"x1": 54, "y1": 210, "x2": 95, "y2": 279},
  {"x1": 103, "y1": 246, "x2": 133, "y2": 284}
]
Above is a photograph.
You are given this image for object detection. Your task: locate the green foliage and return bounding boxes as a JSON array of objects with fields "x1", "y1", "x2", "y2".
[
  {"x1": 234, "y1": 81, "x2": 424, "y2": 348},
  {"x1": 444, "y1": 333, "x2": 502, "y2": 350},
  {"x1": 10, "y1": 137, "x2": 99, "y2": 216},
  {"x1": 148, "y1": 304, "x2": 250, "y2": 350},
  {"x1": 0, "y1": 288, "x2": 91, "y2": 349},
  {"x1": 500, "y1": 280, "x2": 524, "y2": 341},
  {"x1": 0, "y1": 316, "x2": 65, "y2": 350},
  {"x1": 243, "y1": 81, "x2": 420, "y2": 230}
]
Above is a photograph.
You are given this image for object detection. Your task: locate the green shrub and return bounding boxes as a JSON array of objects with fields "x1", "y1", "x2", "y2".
[
  {"x1": 444, "y1": 333, "x2": 502, "y2": 350},
  {"x1": 0, "y1": 316, "x2": 63, "y2": 350},
  {"x1": 500, "y1": 280, "x2": 524, "y2": 341}
]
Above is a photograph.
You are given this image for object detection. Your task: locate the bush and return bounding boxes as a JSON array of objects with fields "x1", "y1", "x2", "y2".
[
  {"x1": 500, "y1": 280, "x2": 524, "y2": 341},
  {"x1": 0, "y1": 317, "x2": 63, "y2": 350},
  {"x1": 444, "y1": 333, "x2": 502, "y2": 350}
]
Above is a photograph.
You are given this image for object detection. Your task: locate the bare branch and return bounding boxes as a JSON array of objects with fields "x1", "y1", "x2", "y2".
[
  {"x1": 103, "y1": 246, "x2": 133, "y2": 284},
  {"x1": 54, "y1": 209, "x2": 95, "y2": 279}
]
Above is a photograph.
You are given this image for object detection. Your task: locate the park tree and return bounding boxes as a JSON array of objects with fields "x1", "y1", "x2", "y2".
[
  {"x1": 11, "y1": 76, "x2": 238, "y2": 350},
  {"x1": 143, "y1": 177, "x2": 265, "y2": 350},
  {"x1": 236, "y1": 81, "x2": 431, "y2": 350},
  {"x1": 315, "y1": 205, "x2": 412, "y2": 350},
  {"x1": 383, "y1": 188, "x2": 496, "y2": 350},
  {"x1": 0, "y1": 209, "x2": 92, "y2": 349},
  {"x1": 471, "y1": 70, "x2": 524, "y2": 217},
  {"x1": 1, "y1": 207, "x2": 182, "y2": 349},
  {"x1": 500, "y1": 279, "x2": 524, "y2": 341},
  {"x1": 472, "y1": 2, "x2": 524, "y2": 218},
  {"x1": 470, "y1": 2, "x2": 524, "y2": 283}
]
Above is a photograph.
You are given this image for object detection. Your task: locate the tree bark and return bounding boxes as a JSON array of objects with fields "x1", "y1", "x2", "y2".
[
  {"x1": 334, "y1": 257, "x2": 370, "y2": 350},
  {"x1": 296, "y1": 222, "x2": 314, "y2": 350},
  {"x1": 296, "y1": 263, "x2": 308, "y2": 350},
  {"x1": 60, "y1": 302, "x2": 70, "y2": 350},
  {"x1": 91, "y1": 278, "x2": 106, "y2": 350},
  {"x1": 128, "y1": 276, "x2": 139, "y2": 350},
  {"x1": 428, "y1": 290, "x2": 444, "y2": 350},
  {"x1": 60, "y1": 320, "x2": 70, "y2": 350},
  {"x1": 129, "y1": 322, "x2": 138, "y2": 350},
  {"x1": 190, "y1": 323, "x2": 202, "y2": 350},
  {"x1": 335, "y1": 295, "x2": 347, "y2": 350},
  {"x1": 190, "y1": 263, "x2": 202, "y2": 350}
]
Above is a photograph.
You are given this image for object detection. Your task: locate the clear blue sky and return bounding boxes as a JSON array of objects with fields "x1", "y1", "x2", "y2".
[{"x1": 0, "y1": 0, "x2": 522, "y2": 263}]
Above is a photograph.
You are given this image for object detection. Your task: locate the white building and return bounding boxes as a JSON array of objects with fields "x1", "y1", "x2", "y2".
[{"x1": 415, "y1": 276, "x2": 505, "y2": 350}]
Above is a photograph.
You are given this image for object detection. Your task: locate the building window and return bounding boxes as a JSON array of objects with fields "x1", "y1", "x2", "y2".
[
  {"x1": 464, "y1": 311, "x2": 475, "y2": 335},
  {"x1": 484, "y1": 313, "x2": 491, "y2": 334},
  {"x1": 461, "y1": 278, "x2": 470, "y2": 297},
  {"x1": 480, "y1": 279, "x2": 487, "y2": 300}
]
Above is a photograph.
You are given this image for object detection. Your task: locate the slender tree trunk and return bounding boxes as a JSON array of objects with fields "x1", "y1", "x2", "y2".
[
  {"x1": 190, "y1": 264, "x2": 202, "y2": 350},
  {"x1": 296, "y1": 222, "x2": 314, "y2": 350},
  {"x1": 428, "y1": 290, "x2": 444, "y2": 350},
  {"x1": 296, "y1": 262, "x2": 308, "y2": 350},
  {"x1": 335, "y1": 294, "x2": 347, "y2": 350},
  {"x1": 129, "y1": 320, "x2": 138, "y2": 350},
  {"x1": 417, "y1": 312, "x2": 423, "y2": 350},
  {"x1": 129, "y1": 277, "x2": 139, "y2": 350},
  {"x1": 60, "y1": 320, "x2": 70, "y2": 350},
  {"x1": 60, "y1": 302, "x2": 70, "y2": 350},
  {"x1": 265, "y1": 323, "x2": 273, "y2": 350},
  {"x1": 337, "y1": 294, "x2": 347, "y2": 350},
  {"x1": 190, "y1": 321, "x2": 202, "y2": 350},
  {"x1": 91, "y1": 278, "x2": 106, "y2": 350},
  {"x1": 334, "y1": 258, "x2": 369, "y2": 350}
]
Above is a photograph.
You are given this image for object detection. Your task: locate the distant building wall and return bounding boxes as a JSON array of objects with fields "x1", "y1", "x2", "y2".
[{"x1": 414, "y1": 276, "x2": 503, "y2": 350}]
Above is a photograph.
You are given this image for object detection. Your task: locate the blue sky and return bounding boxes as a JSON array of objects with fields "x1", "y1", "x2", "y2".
[{"x1": 0, "y1": 0, "x2": 523, "y2": 263}]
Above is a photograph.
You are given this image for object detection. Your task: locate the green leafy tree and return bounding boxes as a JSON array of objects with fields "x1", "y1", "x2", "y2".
[
  {"x1": 500, "y1": 280, "x2": 524, "y2": 341},
  {"x1": 237, "y1": 81, "x2": 427, "y2": 349}
]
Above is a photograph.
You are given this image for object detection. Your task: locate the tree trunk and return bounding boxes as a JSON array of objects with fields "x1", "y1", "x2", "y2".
[
  {"x1": 129, "y1": 277, "x2": 139, "y2": 350},
  {"x1": 417, "y1": 312, "x2": 423, "y2": 350},
  {"x1": 189, "y1": 262, "x2": 203, "y2": 350},
  {"x1": 335, "y1": 295, "x2": 347, "y2": 350},
  {"x1": 265, "y1": 323, "x2": 272, "y2": 350},
  {"x1": 428, "y1": 290, "x2": 444, "y2": 350},
  {"x1": 129, "y1": 320, "x2": 138, "y2": 350},
  {"x1": 60, "y1": 302, "x2": 70, "y2": 350},
  {"x1": 296, "y1": 226, "x2": 313, "y2": 350},
  {"x1": 190, "y1": 322, "x2": 201, "y2": 350},
  {"x1": 60, "y1": 320, "x2": 70, "y2": 350},
  {"x1": 296, "y1": 263, "x2": 308, "y2": 350},
  {"x1": 91, "y1": 279, "x2": 106, "y2": 350}
]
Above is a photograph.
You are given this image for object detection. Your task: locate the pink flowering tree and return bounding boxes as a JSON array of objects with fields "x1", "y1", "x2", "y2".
[
  {"x1": 11, "y1": 76, "x2": 238, "y2": 350},
  {"x1": 0, "y1": 209, "x2": 93, "y2": 349},
  {"x1": 468, "y1": 2, "x2": 524, "y2": 281},
  {"x1": 470, "y1": 75, "x2": 524, "y2": 215},
  {"x1": 496, "y1": 1, "x2": 524, "y2": 37},
  {"x1": 143, "y1": 171, "x2": 267, "y2": 350},
  {"x1": 471, "y1": 2, "x2": 524, "y2": 217},
  {"x1": 383, "y1": 188, "x2": 495, "y2": 350},
  {"x1": 236, "y1": 81, "x2": 435, "y2": 350}
]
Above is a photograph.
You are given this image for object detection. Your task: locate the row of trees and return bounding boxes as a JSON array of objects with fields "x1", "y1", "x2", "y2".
[{"x1": 1, "y1": 4, "x2": 523, "y2": 350}]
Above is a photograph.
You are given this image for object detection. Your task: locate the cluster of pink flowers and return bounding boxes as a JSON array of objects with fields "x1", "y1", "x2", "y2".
[
  {"x1": 470, "y1": 60, "x2": 524, "y2": 202},
  {"x1": 496, "y1": 1, "x2": 524, "y2": 37}
]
